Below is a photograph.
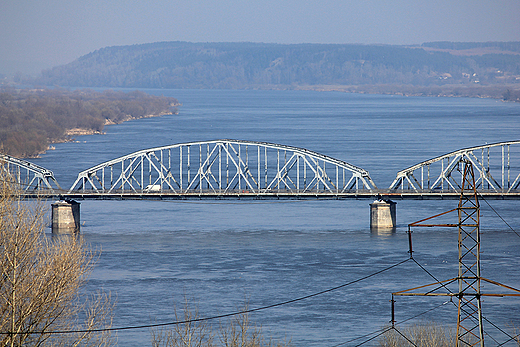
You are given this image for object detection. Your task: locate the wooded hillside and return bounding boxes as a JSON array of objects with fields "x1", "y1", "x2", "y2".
[
  {"x1": 35, "y1": 41, "x2": 520, "y2": 94},
  {"x1": 0, "y1": 88, "x2": 178, "y2": 157}
]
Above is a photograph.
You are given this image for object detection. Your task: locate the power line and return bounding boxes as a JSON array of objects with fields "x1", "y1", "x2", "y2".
[
  {"x1": 0, "y1": 258, "x2": 411, "y2": 335},
  {"x1": 331, "y1": 300, "x2": 451, "y2": 347},
  {"x1": 482, "y1": 314, "x2": 518, "y2": 345},
  {"x1": 352, "y1": 328, "x2": 395, "y2": 347},
  {"x1": 329, "y1": 327, "x2": 391, "y2": 347},
  {"x1": 383, "y1": 327, "x2": 417, "y2": 347},
  {"x1": 497, "y1": 333, "x2": 520, "y2": 347},
  {"x1": 395, "y1": 300, "x2": 452, "y2": 326},
  {"x1": 410, "y1": 257, "x2": 454, "y2": 295},
  {"x1": 479, "y1": 193, "x2": 520, "y2": 239}
]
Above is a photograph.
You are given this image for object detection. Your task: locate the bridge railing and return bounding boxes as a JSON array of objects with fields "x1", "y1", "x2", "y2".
[
  {"x1": 1, "y1": 154, "x2": 61, "y2": 193},
  {"x1": 69, "y1": 140, "x2": 377, "y2": 195},
  {"x1": 389, "y1": 141, "x2": 520, "y2": 194}
]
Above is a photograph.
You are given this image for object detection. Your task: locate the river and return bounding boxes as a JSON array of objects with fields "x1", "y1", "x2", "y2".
[{"x1": 33, "y1": 90, "x2": 520, "y2": 346}]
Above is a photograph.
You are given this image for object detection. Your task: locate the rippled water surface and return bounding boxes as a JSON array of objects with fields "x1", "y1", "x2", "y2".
[{"x1": 34, "y1": 90, "x2": 520, "y2": 346}]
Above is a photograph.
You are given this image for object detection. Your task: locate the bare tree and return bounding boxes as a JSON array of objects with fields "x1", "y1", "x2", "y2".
[
  {"x1": 151, "y1": 298, "x2": 291, "y2": 347},
  {"x1": 219, "y1": 307, "x2": 262, "y2": 347},
  {"x1": 151, "y1": 297, "x2": 214, "y2": 347},
  {"x1": 219, "y1": 304, "x2": 290, "y2": 347},
  {"x1": 0, "y1": 165, "x2": 113, "y2": 346}
]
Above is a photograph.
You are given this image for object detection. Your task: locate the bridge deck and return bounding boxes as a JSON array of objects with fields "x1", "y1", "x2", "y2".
[
  {"x1": 5, "y1": 140, "x2": 520, "y2": 200},
  {"x1": 25, "y1": 189, "x2": 520, "y2": 200}
]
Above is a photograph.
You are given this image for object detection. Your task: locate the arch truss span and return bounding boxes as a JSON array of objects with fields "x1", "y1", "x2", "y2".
[
  {"x1": 389, "y1": 140, "x2": 520, "y2": 194},
  {"x1": 69, "y1": 140, "x2": 376, "y2": 197},
  {"x1": 1, "y1": 154, "x2": 61, "y2": 193}
]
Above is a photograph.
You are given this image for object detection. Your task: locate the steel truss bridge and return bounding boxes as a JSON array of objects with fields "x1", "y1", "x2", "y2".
[
  {"x1": 389, "y1": 140, "x2": 520, "y2": 199},
  {"x1": 1, "y1": 154, "x2": 61, "y2": 192},
  {"x1": 2, "y1": 140, "x2": 520, "y2": 200}
]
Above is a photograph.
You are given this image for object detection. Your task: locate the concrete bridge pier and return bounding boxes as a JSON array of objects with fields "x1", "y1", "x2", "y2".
[
  {"x1": 51, "y1": 200, "x2": 80, "y2": 233},
  {"x1": 370, "y1": 199, "x2": 396, "y2": 231}
]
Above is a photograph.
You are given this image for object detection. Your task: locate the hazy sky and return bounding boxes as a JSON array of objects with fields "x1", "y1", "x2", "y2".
[{"x1": 1, "y1": 0, "x2": 520, "y2": 74}]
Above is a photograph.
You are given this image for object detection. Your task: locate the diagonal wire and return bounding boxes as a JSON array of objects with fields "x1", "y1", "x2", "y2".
[
  {"x1": 411, "y1": 257, "x2": 454, "y2": 295},
  {"x1": 0, "y1": 258, "x2": 411, "y2": 335},
  {"x1": 479, "y1": 193, "x2": 520, "y2": 239},
  {"x1": 329, "y1": 327, "x2": 392, "y2": 347},
  {"x1": 394, "y1": 300, "x2": 451, "y2": 326},
  {"x1": 482, "y1": 314, "x2": 518, "y2": 344},
  {"x1": 331, "y1": 300, "x2": 451, "y2": 347},
  {"x1": 388, "y1": 327, "x2": 418, "y2": 347},
  {"x1": 352, "y1": 328, "x2": 396, "y2": 347},
  {"x1": 485, "y1": 329, "x2": 502, "y2": 345},
  {"x1": 497, "y1": 332, "x2": 520, "y2": 346}
]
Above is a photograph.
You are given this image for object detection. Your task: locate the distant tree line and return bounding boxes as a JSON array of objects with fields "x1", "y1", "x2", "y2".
[
  {"x1": 421, "y1": 41, "x2": 520, "y2": 53},
  {"x1": 503, "y1": 89, "x2": 520, "y2": 102},
  {"x1": 0, "y1": 88, "x2": 178, "y2": 157},
  {"x1": 296, "y1": 83, "x2": 518, "y2": 100},
  {"x1": 34, "y1": 41, "x2": 520, "y2": 93}
]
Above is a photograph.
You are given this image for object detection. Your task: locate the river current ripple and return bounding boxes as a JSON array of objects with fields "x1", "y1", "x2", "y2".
[{"x1": 34, "y1": 90, "x2": 520, "y2": 346}]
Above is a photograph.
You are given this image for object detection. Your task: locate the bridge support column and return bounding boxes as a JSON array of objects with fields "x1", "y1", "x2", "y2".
[
  {"x1": 370, "y1": 199, "x2": 396, "y2": 231},
  {"x1": 51, "y1": 200, "x2": 80, "y2": 233}
]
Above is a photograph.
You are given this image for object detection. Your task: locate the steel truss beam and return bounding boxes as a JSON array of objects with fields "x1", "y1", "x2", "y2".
[
  {"x1": 393, "y1": 160, "x2": 520, "y2": 347},
  {"x1": 69, "y1": 140, "x2": 376, "y2": 195},
  {"x1": 0, "y1": 154, "x2": 61, "y2": 193},
  {"x1": 389, "y1": 140, "x2": 520, "y2": 194}
]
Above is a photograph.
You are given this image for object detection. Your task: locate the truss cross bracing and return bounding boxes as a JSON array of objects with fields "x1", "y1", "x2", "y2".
[
  {"x1": 389, "y1": 140, "x2": 520, "y2": 195},
  {"x1": 68, "y1": 140, "x2": 376, "y2": 197},
  {"x1": 0, "y1": 154, "x2": 61, "y2": 193},
  {"x1": 5, "y1": 140, "x2": 520, "y2": 199}
]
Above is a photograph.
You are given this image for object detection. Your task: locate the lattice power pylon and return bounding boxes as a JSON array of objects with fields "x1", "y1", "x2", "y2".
[
  {"x1": 456, "y1": 160, "x2": 484, "y2": 346},
  {"x1": 393, "y1": 159, "x2": 520, "y2": 347}
]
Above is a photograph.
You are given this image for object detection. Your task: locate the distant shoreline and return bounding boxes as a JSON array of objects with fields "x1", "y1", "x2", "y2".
[
  {"x1": 167, "y1": 83, "x2": 520, "y2": 102},
  {"x1": 289, "y1": 84, "x2": 520, "y2": 102},
  {"x1": 42, "y1": 112, "x2": 175, "y2": 156},
  {"x1": 64, "y1": 112, "x2": 174, "y2": 136}
]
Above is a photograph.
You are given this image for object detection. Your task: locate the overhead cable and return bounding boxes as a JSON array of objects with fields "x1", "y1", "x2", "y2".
[
  {"x1": 479, "y1": 193, "x2": 520, "y2": 239},
  {"x1": 0, "y1": 258, "x2": 411, "y2": 335},
  {"x1": 331, "y1": 300, "x2": 450, "y2": 347}
]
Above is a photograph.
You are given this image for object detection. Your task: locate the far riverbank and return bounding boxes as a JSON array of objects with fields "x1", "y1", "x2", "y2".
[{"x1": 292, "y1": 83, "x2": 520, "y2": 102}]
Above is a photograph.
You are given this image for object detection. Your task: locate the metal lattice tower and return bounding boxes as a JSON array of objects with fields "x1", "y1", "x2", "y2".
[
  {"x1": 393, "y1": 159, "x2": 520, "y2": 346},
  {"x1": 456, "y1": 161, "x2": 483, "y2": 346}
]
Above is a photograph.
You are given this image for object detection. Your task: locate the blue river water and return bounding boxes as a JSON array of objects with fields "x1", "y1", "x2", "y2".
[{"x1": 33, "y1": 90, "x2": 520, "y2": 346}]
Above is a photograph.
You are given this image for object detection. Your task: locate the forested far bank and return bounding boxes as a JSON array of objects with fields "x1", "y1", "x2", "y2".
[
  {"x1": 33, "y1": 41, "x2": 520, "y2": 95},
  {"x1": 0, "y1": 88, "x2": 179, "y2": 158}
]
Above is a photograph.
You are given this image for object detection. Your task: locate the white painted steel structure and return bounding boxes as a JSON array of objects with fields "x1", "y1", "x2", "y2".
[
  {"x1": 5, "y1": 140, "x2": 520, "y2": 199},
  {"x1": 69, "y1": 140, "x2": 377, "y2": 196},
  {"x1": 389, "y1": 141, "x2": 520, "y2": 194},
  {"x1": 0, "y1": 154, "x2": 61, "y2": 192}
]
